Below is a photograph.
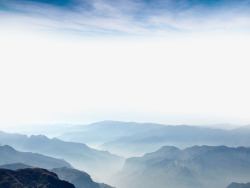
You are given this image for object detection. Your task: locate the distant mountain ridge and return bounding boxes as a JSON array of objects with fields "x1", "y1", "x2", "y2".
[
  {"x1": 0, "y1": 131, "x2": 123, "y2": 182},
  {"x1": 57, "y1": 121, "x2": 250, "y2": 157},
  {"x1": 0, "y1": 163, "x2": 32, "y2": 170},
  {"x1": 59, "y1": 121, "x2": 164, "y2": 146},
  {"x1": 0, "y1": 145, "x2": 71, "y2": 169},
  {"x1": 113, "y1": 145, "x2": 250, "y2": 188},
  {"x1": 2, "y1": 121, "x2": 250, "y2": 187},
  {"x1": 0, "y1": 168, "x2": 75, "y2": 187}
]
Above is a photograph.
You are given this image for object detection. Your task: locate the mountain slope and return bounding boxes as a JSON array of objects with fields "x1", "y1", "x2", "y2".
[
  {"x1": 227, "y1": 182, "x2": 250, "y2": 188},
  {"x1": 0, "y1": 145, "x2": 72, "y2": 169},
  {"x1": 0, "y1": 131, "x2": 123, "y2": 182},
  {"x1": 0, "y1": 168, "x2": 75, "y2": 187},
  {"x1": 114, "y1": 145, "x2": 250, "y2": 188},
  {"x1": 51, "y1": 167, "x2": 114, "y2": 188},
  {"x1": 0, "y1": 164, "x2": 114, "y2": 188}
]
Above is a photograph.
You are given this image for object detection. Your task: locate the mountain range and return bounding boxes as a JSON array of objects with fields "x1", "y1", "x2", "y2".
[
  {"x1": 0, "y1": 145, "x2": 71, "y2": 169},
  {"x1": 0, "y1": 130, "x2": 123, "y2": 182},
  {"x1": 59, "y1": 121, "x2": 163, "y2": 149},
  {"x1": 0, "y1": 163, "x2": 115, "y2": 188},
  {"x1": 2, "y1": 121, "x2": 250, "y2": 187},
  {"x1": 113, "y1": 145, "x2": 250, "y2": 188},
  {"x1": 58, "y1": 121, "x2": 250, "y2": 157}
]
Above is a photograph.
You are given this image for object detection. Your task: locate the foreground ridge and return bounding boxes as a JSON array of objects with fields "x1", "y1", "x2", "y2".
[{"x1": 0, "y1": 168, "x2": 75, "y2": 187}]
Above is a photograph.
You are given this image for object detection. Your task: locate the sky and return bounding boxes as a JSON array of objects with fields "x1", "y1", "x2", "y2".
[{"x1": 0, "y1": 0, "x2": 250, "y2": 128}]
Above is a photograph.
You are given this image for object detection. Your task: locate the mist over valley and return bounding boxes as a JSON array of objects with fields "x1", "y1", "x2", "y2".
[{"x1": 1, "y1": 121, "x2": 250, "y2": 188}]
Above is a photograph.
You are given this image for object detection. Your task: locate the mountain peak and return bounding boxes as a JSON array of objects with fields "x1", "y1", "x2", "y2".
[{"x1": 0, "y1": 145, "x2": 17, "y2": 153}]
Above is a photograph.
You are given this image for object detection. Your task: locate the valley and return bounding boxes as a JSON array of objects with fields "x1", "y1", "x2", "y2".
[{"x1": 1, "y1": 121, "x2": 250, "y2": 188}]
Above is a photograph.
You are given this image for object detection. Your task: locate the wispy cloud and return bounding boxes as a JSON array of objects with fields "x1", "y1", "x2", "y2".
[{"x1": 1, "y1": 0, "x2": 250, "y2": 36}]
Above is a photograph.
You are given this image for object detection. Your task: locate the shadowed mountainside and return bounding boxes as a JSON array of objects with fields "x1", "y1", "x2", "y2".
[
  {"x1": 0, "y1": 168, "x2": 75, "y2": 187},
  {"x1": 0, "y1": 164, "x2": 115, "y2": 188}
]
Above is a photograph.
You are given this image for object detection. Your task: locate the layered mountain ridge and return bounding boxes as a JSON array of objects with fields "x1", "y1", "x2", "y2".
[
  {"x1": 113, "y1": 145, "x2": 250, "y2": 188},
  {"x1": 58, "y1": 121, "x2": 250, "y2": 157},
  {"x1": 0, "y1": 130, "x2": 123, "y2": 181},
  {"x1": 0, "y1": 145, "x2": 71, "y2": 169},
  {"x1": 0, "y1": 163, "x2": 115, "y2": 188}
]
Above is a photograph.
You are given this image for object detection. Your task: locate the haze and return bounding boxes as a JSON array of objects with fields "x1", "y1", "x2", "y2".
[{"x1": 1, "y1": 0, "x2": 250, "y2": 128}]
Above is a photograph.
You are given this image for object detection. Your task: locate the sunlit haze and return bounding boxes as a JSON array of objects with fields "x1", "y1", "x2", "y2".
[{"x1": 1, "y1": 0, "x2": 250, "y2": 128}]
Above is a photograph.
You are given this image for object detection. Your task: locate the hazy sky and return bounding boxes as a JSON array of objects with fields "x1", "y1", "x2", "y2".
[{"x1": 0, "y1": 0, "x2": 250, "y2": 127}]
